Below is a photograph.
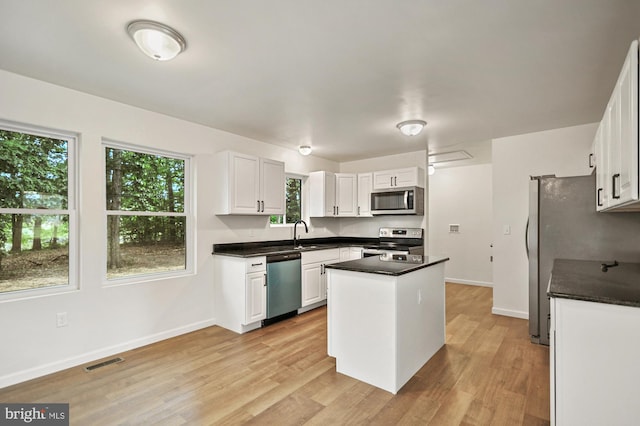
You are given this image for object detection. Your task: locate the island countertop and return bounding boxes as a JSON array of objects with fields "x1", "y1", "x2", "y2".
[
  {"x1": 324, "y1": 254, "x2": 449, "y2": 276},
  {"x1": 548, "y1": 259, "x2": 640, "y2": 308}
]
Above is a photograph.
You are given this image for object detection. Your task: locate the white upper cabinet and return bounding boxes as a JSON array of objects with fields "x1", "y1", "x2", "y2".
[
  {"x1": 215, "y1": 151, "x2": 285, "y2": 215},
  {"x1": 596, "y1": 40, "x2": 639, "y2": 211},
  {"x1": 335, "y1": 173, "x2": 357, "y2": 216},
  {"x1": 260, "y1": 158, "x2": 286, "y2": 215},
  {"x1": 309, "y1": 171, "x2": 357, "y2": 217},
  {"x1": 373, "y1": 167, "x2": 425, "y2": 189},
  {"x1": 594, "y1": 120, "x2": 609, "y2": 210},
  {"x1": 357, "y1": 173, "x2": 373, "y2": 216}
]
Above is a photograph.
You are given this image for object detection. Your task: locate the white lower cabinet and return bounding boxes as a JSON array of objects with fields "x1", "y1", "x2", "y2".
[
  {"x1": 213, "y1": 255, "x2": 267, "y2": 334},
  {"x1": 245, "y1": 271, "x2": 267, "y2": 324},
  {"x1": 550, "y1": 297, "x2": 640, "y2": 425},
  {"x1": 301, "y1": 248, "x2": 340, "y2": 307},
  {"x1": 339, "y1": 246, "x2": 363, "y2": 261}
]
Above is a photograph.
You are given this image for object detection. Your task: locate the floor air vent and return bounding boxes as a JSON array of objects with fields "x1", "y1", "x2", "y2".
[{"x1": 84, "y1": 357, "x2": 124, "y2": 372}]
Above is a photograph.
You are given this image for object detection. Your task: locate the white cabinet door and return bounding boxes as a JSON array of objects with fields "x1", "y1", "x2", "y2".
[
  {"x1": 349, "y1": 247, "x2": 363, "y2": 260},
  {"x1": 598, "y1": 40, "x2": 639, "y2": 211},
  {"x1": 301, "y1": 263, "x2": 323, "y2": 307},
  {"x1": 309, "y1": 171, "x2": 337, "y2": 217},
  {"x1": 260, "y1": 158, "x2": 285, "y2": 215},
  {"x1": 373, "y1": 170, "x2": 395, "y2": 189},
  {"x1": 595, "y1": 121, "x2": 609, "y2": 210},
  {"x1": 230, "y1": 152, "x2": 261, "y2": 214},
  {"x1": 336, "y1": 173, "x2": 357, "y2": 216},
  {"x1": 244, "y1": 271, "x2": 266, "y2": 325},
  {"x1": 395, "y1": 167, "x2": 420, "y2": 187},
  {"x1": 373, "y1": 167, "x2": 425, "y2": 189},
  {"x1": 615, "y1": 40, "x2": 638, "y2": 205},
  {"x1": 216, "y1": 151, "x2": 284, "y2": 215},
  {"x1": 339, "y1": 247, "x2": 350, "y2": 261},
  {"x1": 357, "y1": 173, "x2": 372, "y2": 216},
  {"x1": 552, "y1": 297, "x2": 640, "y2": 425}
]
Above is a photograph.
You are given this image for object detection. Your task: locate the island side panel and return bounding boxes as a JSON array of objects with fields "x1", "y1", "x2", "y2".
[
  {"x1": 328, "y1": 269, "x2": 398, "y2": 393},
  {"x1": 395, "y1": 262, "x2": 446, "y2": 389}
]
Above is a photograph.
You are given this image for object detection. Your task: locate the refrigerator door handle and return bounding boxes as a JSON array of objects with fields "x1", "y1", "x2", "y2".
[{"x1": 525, "y1": 218, "x2": 529, "y2": 259}]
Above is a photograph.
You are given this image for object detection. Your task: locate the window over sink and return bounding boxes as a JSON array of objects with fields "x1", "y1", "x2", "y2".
[{"x1": 270, "y1": 175, "x2": 303, "y2": 226}]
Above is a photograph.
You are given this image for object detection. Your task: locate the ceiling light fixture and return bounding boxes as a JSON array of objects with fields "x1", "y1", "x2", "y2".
[
  {"x1": 298, "y1": 145, "x2": 312, "y2": 156},
  {"x1": 127, "y1": 20, "x2": 186, "y2": 61},
  {"x1": 428, "y1": 165, "x2": 435, "y2": 175},
  {"x1": 396, "y1": 120, "x2": 427, "y2": 136}
]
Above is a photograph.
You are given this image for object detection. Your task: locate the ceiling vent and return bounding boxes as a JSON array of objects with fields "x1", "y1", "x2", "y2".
[{"x1": 428, "y1": 150, "x2": 473, "y2": 164}]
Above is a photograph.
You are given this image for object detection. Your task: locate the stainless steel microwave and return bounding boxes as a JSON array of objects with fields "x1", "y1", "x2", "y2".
[{"x1": 370, "y1": 186, "x2": 424, "y2": 215}]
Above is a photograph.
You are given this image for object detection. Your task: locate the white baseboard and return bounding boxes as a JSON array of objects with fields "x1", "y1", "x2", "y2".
[
  {"x1": 491, "y1": 307, "x2": 528, "y2": 320},
  {"x1": 445, "y1": 278, "x2": 493, "y2": 287},
  {"x1": 0, "y1": 318, "x2": 216, "y2": 389}
]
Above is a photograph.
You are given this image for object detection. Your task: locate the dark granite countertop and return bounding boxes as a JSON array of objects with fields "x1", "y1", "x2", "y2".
[
  {"x1": 548, "y1": 259, "x2": 640, "y2": 307},
  {"x1": 212, "y1": 237, "x2": 380, "y2": 258},
  {"x1": 325, "y1": 254, "x2": 449, "y2": 277}
]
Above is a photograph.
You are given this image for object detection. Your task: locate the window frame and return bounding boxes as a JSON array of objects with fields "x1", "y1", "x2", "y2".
[
  {"x1": 269, "y1": 173, "x2": 306, "y2": 227},
  {"x1": 0, "y1": 119, "x2": 78, "y2": 302},
  {"x1": 102, "y1": 139, "x2": 194, "y2": 286}
]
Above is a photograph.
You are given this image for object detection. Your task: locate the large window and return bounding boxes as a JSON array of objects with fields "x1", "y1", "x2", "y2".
[
  {"x1": 270, "y1": 176, "x2": 302, "y2": 225},
  {"x1": 0, "y1": 122, "x2": 76, "y2": 296},
  {"x1": 104, "y1": 142, "x2": 191, "y2": 281}
]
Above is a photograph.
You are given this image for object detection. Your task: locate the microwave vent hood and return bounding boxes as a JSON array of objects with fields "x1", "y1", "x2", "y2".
[{"x1": 371, "y1": 186, "x2": 424, "y2": 215}]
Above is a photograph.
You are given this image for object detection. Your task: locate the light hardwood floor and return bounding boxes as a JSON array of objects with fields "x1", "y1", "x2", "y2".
[{"x1": 0, "y1": 283, "x2": 550, "y2": 425}]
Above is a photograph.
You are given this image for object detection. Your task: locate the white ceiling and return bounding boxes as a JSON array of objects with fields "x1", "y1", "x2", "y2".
[{"x1": 1, "y1": 1, "x2": 639, "y2": 163}]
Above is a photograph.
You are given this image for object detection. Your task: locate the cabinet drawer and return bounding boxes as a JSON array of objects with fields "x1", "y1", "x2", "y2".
[
  {"x1": 302, "y1": 248, "x2": 340, "y2": 265},
  {"x1": 246, "y1": 257, "x2": 267, "y2": 273}
]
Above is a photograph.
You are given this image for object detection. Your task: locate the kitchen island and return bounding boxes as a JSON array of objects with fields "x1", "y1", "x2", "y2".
[
  {"x1": 548, "y1": 259, "x2": 640, "y2": 425},
  {"x1": 325, "y1": 253, "x2": 449, "y2": 394}
]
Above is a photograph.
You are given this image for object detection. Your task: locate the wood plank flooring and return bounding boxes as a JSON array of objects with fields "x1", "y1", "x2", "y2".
[{"x1": 0, "y1": 283, "x2": 550, "y2": 425}]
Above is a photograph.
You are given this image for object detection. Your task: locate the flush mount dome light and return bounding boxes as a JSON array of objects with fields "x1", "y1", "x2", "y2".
[
  {"x1": 127, "y1": 20, "x2": 186, "y2": 61},
  {"x1": 396, "y1": 120, "x2": 427, "y2": 136},
  {"x1": 428, "y1": 164, "x2": 435, "y2": 175},
  {"x1": 298, "y1": 145, "x2": 312, "y2": 156}
]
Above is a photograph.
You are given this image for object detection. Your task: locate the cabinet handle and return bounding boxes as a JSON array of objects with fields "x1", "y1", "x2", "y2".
[
  {"x1": 257, "y1": 200, "x2": 260, "y2": 212},
  {"x1": 321, "y1": 264, "x2": 324, "y2": 274},
  {"x1": 251, "y1": 262, "x2": 263, "y2": 267},
  {"x1": 612, "y1": 174, "x2": 621, "y2": 199},
  {"x1": 261, "y1": 200, "x2": 264, "y2": 212},
  {"x1": 336, "y1": 206, "x2": 339, "y2": 215},
  {"x1": 597, "y1": 188, "x2": 603, "y2": 207},
  {"x1": 264, "y1": 273, "x2": 267, "y2": 286},
  {"x1": 588, "y1": 153, "x2": 594, "y2": 168},
  {"x1": 394, "y1": 176, "x2": 397, "y2": 186},
  {"x1": 390, "y1": 176, "x2": 393, "y2": 186},
  {"x1": 358, "y1": 206, "x2": 360, "y2": 215}
]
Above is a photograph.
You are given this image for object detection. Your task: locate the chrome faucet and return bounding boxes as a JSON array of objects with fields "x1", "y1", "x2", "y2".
[{"x1": 293, "y1": 220, "x2": 309, "y2": 248}]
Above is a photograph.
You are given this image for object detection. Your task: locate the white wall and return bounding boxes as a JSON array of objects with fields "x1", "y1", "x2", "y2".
[
  {"x1": 428, "y1": 164, "x2": 493, "y2": 286},
  {"x1": 339, "y1": 150, "x2": 428, "y2": 239},
  {"x1": 0, "y1": 69, "x2": 340, "y2": 387},
  {"x1": 492, "y1": 123, "x2": 597, "y2": 318}
]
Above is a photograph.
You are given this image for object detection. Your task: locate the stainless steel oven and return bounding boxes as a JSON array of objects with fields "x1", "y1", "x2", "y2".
[
  {"x1": 361, "y1": 227, "x2": 424, "y2": 257},
  {"x1": 370, "y1": 186, "x2": 424, "y2": 215}
]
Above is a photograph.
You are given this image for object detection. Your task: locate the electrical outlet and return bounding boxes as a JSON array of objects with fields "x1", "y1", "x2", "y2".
[{"x1": 56, "y1": 312, "x2": 68, "y2": 328}]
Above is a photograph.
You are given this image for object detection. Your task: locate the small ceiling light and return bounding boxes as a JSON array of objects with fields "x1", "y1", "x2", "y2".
[
  {"x1": 428, "y1": 165, "x2": 436, "y2": 175},
  {"x1": 298, "y1": 145, "x2": 312, "y2": 156},
  {"x1": 127, "y1": 20, "x2": 186, "y2": 61},
  {"x1": 396, "y1": 120, "x2": 427, "y2": 136}
]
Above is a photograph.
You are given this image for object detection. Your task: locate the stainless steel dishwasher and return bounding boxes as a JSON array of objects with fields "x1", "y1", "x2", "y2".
[{"x1": 263, "y1": 252, "x2": 301, "y2": 326}]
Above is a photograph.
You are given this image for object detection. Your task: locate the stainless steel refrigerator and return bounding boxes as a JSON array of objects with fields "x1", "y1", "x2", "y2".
[{"x1": 527, "y1": 174, "x2": 640, "y2": 345}]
